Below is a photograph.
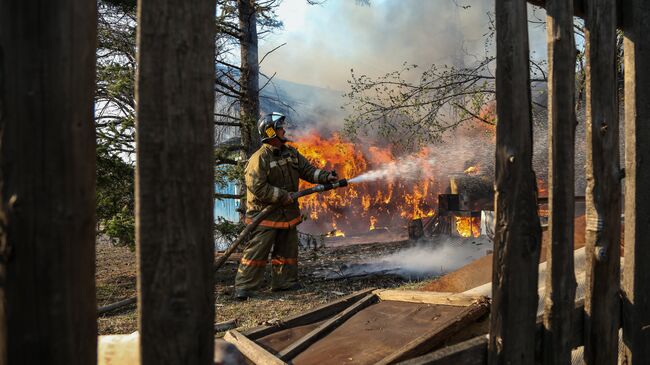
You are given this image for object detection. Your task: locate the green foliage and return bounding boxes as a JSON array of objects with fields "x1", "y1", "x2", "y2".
[
  {"x1": 215, "y1": 217, "x2": 245, "y2": 245},
  {"x1": 215, "y1": 164, "x2": 245, "y2": 190},
  {"x1": 96, "y1": 147, "x2": 135, "y2": 247},
  {"x1": 94, "y1": 1, "x2": 137, "y2": 247}
]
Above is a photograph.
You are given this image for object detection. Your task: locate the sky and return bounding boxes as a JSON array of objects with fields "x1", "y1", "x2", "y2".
[{"x1": 259, "y1": 0, "x2": 548, "y2": 92}]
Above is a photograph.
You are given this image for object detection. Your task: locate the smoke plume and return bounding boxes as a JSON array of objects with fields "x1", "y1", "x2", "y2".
[{"x1": 330, "y1": 236, "x2": 493, "y2": 279}]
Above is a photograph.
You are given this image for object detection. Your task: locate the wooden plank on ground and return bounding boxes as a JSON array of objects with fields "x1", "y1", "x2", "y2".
[
  {"x1": 621, "y1": 0, "x2": 650, "y2": 363},
  {"x1": 278, "y1": 293, "x2": 378, "y2": 361},
  {"x1": 491, "y1": 0, "x2": 542, "y2": 364},
  {"x1": 224, "y1": 330, "x2": 286, "y2": 365},
  {"x1": 376, "y1": 299, "x2": 490, "y2": 365},
  {"x1": 0, "y1": 1, "x2": 98, "y2": 363},
  {"x1": 398, "y1": 300, "x2": 585, "y2": 365},
  {"x1": 584, "y1": 0, "x2": 621, "y2": 364},
  {"x1": 244, "y1": 288, "x2": 376, "y2": 339},
  {"x1": 395, "y1": 335, "x2": 488, "y2": 365},
  {"x1": 543, "y1": 0, "x2": 578, "y2": 364},
  {"x1": 135, "y1": 0, "x2": 216, "y2": 363},
  {"x1": 374, "y1": 290, "x2": 485, "y2": 307}
]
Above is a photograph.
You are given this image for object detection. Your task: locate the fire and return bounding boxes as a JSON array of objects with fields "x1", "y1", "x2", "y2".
[
  {"x1": 464, "y1": 165, "x2": 480, "y2": 175},
  {"x1": 454, "y1": 216, "x2": 481, "y2": 238},
  {"x1": 325, "y1": 222, "x2": 345, "y2": 237},
  {"x1": 369, "y1": 216, "x2": 377, "y2": 231},
  {"x1": 537, "y1": 177, "x2": 548, "y2": 197},
  {"x1": 291, "y1": 132, "x2": 443, "y2": 234}
]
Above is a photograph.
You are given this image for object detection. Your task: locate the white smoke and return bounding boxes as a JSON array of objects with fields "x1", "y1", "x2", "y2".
[
  {"x1": 318, "y1": 236, "x2": 493, "y2": 280},
  {"x1": 367, "y1": 237, "x2": 492, "y2": 277},
  {"x1": 347, "y1": 135, "x2": 495, "y2": 184}
]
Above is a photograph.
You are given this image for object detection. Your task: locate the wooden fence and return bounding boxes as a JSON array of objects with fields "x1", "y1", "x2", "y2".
[
  {"x1": 422, "y1": 0, "x2": 648, "y2": 364},
  {"x1": 0, "y1": 0, "x2": 648, "y2": 364}
]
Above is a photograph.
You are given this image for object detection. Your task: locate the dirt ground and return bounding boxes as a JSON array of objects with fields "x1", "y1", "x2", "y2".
[{"x1": 96, "y1": 238, "x2": 433, "y2": 335}]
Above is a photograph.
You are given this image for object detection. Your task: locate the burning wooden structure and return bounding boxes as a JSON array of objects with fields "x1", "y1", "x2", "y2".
[{"x1": 2, "y1": 0, "x2": 650, "y2": 365}]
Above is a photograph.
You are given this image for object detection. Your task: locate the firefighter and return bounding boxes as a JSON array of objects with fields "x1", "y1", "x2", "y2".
[{"x1": 234, "y1": 112, "x2": 337, "y2": 300}]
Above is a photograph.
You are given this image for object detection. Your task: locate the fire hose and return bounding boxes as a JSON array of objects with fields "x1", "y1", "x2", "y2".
[{"x1": 214, "y1": 179, "x2": 349, "y2": 270}]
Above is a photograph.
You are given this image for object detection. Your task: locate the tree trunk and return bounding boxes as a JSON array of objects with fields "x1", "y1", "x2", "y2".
[
  {"x1": 237, "y1": 0, "x2": 262, "y2": 216},
  {"x1": 0, "y1": 0, "x2": 98, "y2": 363},
  {"x1": 489, "y1": 0, "x2": 542, "y2": 364},
  {"x1": 238, "y1": 0, "x2": 261, "y2": 159},
  {"x1": 136, "y1": 0, "x2": 216, "y2": 363}
]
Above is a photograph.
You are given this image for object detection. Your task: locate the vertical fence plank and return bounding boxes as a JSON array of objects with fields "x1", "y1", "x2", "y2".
[
  {"x1": 621, "y1": 0, "x2": 650, "y2": 363},
  {"x1": 136, "y1": 0, "x2": 216, "y2": 363},
  {"x1": 0, "y1": 0, "x2": 98, "y2": 363},
  {"x1": 584, "y1": 0, "x2": 621, "y2": 364},
  {"x1": 543, "y1": 0, "x2": 578, "y2": 364},
  {"x1": 490, "y1": 1, "x2": 542, "y2": 364}
]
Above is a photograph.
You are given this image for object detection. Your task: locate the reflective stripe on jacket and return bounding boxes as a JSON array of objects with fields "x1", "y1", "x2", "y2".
[{"x1": 244, "y1": 143, "x2": 329, "y2": 227}]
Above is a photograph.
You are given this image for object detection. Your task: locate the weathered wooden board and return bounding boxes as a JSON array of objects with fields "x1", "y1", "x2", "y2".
[
  {"x1": 0, "y1": 1, "x2": 97, "y2": 363},
  {"x1": 224, "y1": 330, "x2": 286, "y2": 365},
  {"x1": 584, "y1": 0, "x2": 622, "y2": 363},
  {"x1": 232, "y1": 290, "x2": 489, "y2": 365},
  {"x1": 376, "y1": 299, "x2": 489, "y2": 365},
  {"x1": 244, "y1": 288, "x2": 376, "y2": 340},
  {"x1": 278, "y1": 293, "x2": 378, "y2": 361},
  {"x1": 136, "y1": 0, "x2": 216, "y2": 362},
  {"x1": 543, "y1": 0, "x2": 578, "y2": 363},
  {"x1": 621, "y1": 1, "x2": 650, "y2": 364},
  {"x1": 400, "y1": 300, "x2": 586, "y2": 365},
  {"x1": 374, "y1": 290, "x2": 485, "y2": 307},
  {"x1": 492, "y1": 0, "x2": 542, "y2": 363}
]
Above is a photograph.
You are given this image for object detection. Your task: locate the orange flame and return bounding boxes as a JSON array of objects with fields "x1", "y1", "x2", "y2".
[
  {"x1": 537, "y1": 177, "x2": 548, "y2": 197},
  {"x1": 464, "y1": 165, "x2": 480, "y2": 175},
  {"x1": 369, "y1": 216, "x2": 377, "y2": 231},
  {"x1": 291, "y1": 132, "x2": 443, "y2": 234},
  {"x1": 455, "y1": 216, "x2": 481, "y2": 238}
]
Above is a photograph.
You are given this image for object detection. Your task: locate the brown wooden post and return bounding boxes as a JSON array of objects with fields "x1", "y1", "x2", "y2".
[
  {"x1": 490, "y1": 0, "x2": 542, "y2": 364},
  {"x1": 543, "y1": 0, "x2": 578, "y2": 364},
  {"x1": 584, "y1": 0, "x2": 621, "y2": 363},
  {"x1": 136, "y1": 0, "x2": 216, "y2": 362},
  {"x1": 621, "y1": 0, "x2": 650, "y2": 363},
  {"x1": 0, "y1": 0, "x2": 98, "y2": 363}
]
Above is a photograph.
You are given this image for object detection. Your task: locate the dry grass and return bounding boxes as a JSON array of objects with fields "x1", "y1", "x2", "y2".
[{"x1": 96, "y1": 239, "x2": 436, "y2": 336}]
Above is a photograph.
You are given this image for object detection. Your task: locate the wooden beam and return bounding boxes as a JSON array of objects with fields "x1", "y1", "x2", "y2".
[
  {"x1": 278, "y1": 293, "x2": 378, "y2": 361},
  {"x1": 396, "y1": 335, "x2": 488, "y2": 365},
  {"x1": 0, "y1": 0, "x2": 97, "y2": 363},
  {"x1": 243, "y1": 288, "x2": 376, "y2": 340},
  {"x1": 491, "y1": 0, "x2": 542, "y2": 364},
  {"x1": 135, "y1": 0, "x2": 216, "y2": 362},
  {"x1": 621, "y1": 0, "x2": 650, "y2": 363},
  {"x1": 377, "y1": 299, "x2": 490, "y2": 365},
  {"x1": 584, "y1": 0, "x2": 622, "y2": 363},
  {"x1": 224, "y1": 330, "x2": 286, "y2": 365},
  {"x1": 543, "y1": 0, "x2": 578, "y2": 364},
  {"x1": 373, "y1": 290, "x2": 486, "y2": 307}
]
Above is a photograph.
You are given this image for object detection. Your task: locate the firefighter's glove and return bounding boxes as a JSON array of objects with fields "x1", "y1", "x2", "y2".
[
  {"x1": 281, "y1": 194, "x2": 294, "y2": 205},
  {"x1": 327, "y1": 171, "x2": 338, "y2": 183}
]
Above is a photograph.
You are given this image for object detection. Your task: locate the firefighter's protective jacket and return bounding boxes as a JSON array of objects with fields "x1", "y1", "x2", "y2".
[{"x1": 244, "y1": 143, "x2": 330, "y2": 228}]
